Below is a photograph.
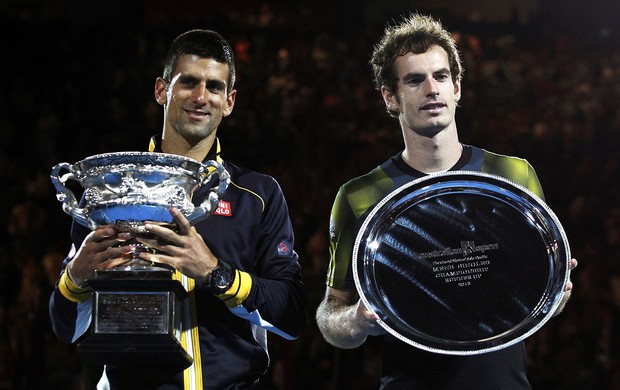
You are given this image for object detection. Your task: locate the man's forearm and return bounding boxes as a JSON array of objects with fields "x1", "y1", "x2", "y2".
[{"x1": 315, "y1": 295, "x2": 368, "y2": 349}]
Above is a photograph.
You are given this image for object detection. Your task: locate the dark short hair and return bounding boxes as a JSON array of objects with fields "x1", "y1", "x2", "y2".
[
  {"x1": 163, "y1": 29, "x2": 236, "y2": 93},
  {"x1": 370, "y1": 14, "x2": 463, "y2": 116}
]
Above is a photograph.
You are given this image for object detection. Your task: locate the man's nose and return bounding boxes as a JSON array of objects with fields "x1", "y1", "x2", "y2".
[
  {"x1": 191, "y1": 83, "x2": 208, "y2": 103},
  {"x1": 423, "y1": 79, "x2": 439, "y2": 97}
]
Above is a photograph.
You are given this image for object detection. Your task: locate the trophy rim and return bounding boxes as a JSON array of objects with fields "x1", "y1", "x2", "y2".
[
  {"x1": 352, "y1": 171, "x2": 571, "y2": 355},
  {"x1": 73, "y1": 151, "x2": 204, "y2": 171}
]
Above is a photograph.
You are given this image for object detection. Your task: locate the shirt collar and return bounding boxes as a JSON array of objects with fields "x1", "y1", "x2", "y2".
[
  {"x1": 394, "y1": 144, "x2": 472, "y2": 176},
  {"x1": 148, "y1": 135, "x2": 223, "y2": 164}
]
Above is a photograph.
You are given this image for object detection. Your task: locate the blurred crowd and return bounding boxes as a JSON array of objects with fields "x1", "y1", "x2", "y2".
[{"x1": 2, "y1": 1, "x2": 620, "y2": 389}]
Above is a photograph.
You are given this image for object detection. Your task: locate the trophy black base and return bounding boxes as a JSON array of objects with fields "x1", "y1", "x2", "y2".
[
  {"x1": 77, "y1": 334, "x2": 192, "y2": 372},
  {"x1": 77, "y1": 268, "x2": 192, "y2": 371}
]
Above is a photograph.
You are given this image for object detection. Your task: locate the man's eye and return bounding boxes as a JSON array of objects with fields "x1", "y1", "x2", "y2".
[
  {"x1": 180, "y1": 79, "x2": 198, "y2": 87},
  {"x1": 206, "y1": 81, "x2": 225, "y2": 92}
]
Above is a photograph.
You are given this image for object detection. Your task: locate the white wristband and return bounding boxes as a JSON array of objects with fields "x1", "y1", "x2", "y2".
[{"x1": 66, "y1": 260, "x2": 86, "y2": 288}]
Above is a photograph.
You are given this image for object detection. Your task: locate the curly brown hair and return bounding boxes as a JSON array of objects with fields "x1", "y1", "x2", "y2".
[{"x1": 370, "y1": 13, "x2": 463, "y2": 117}]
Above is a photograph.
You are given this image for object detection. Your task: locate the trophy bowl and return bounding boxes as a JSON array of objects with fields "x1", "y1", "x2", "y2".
[
  {"x1": 50, "y1": 151, "x2": 230, "y2": 268},
  {"x1": 51, "y1": 151, "x2": 229, "y2": 230},
  {"x1": 352, "y1": 171, "x2": 570, "y2": 355}
]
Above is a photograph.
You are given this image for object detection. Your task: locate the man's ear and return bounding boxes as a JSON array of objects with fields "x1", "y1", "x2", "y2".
[
  {"x1": 454, "y1": 79, "x2": 461, "y2": 102},
  {"x1": 381, "y1": 86, "x2": 398, "y2": 112},
  {"x1": 154, "y1": 77, "x2": 168, "y2": 105},
  {"x1": 222, "y1": 89, "x2": 237, "y2": 117}
]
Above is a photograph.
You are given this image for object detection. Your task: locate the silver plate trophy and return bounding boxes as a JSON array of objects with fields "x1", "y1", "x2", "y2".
[
  {"x1": 352, "y1": 171, "x2": 570, "y2": 355},
  {"x1": 51, "y1": 151, "x2": 230, "y2": 370}
]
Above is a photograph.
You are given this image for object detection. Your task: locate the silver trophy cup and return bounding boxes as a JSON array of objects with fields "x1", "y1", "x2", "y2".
[{"x1": 50, "y1": 151, "x2": 230, "y2": 370}]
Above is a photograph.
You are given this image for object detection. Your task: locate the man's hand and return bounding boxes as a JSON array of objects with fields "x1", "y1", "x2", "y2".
[
  {"x1": 69, "y1": 225, "x2": 134, "y2": 286},
  {"x1": 353, "y1": 297, "x2": 386, "y2": 336},
  {"x1": 316, "y1": 287, "x2": 386, "y2": 349},
  {"x1": 553, "y1": 257, "x2": 578, "y2": 316},
  {"x1": 136, "y1": 207, "x2": 219, "y2": 280},
  {"x1": 565, "y1": 258, "x2": 578, "y2": 292}
]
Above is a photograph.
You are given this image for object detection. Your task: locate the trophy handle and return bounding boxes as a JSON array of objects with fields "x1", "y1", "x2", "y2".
[
  {"x1": 50, "y1": 162, "x2": 95, "y2": 229},
  {"x1": 185, "y1": 160, "x2": 230, "y2": 225}
]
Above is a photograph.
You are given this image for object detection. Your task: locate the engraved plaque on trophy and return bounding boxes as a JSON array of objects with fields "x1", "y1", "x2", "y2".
[
  {"x1": 353, "y1": 171, "x2": 570, "y2": 355},
  {"x1": 51, "y1": 152, "x2": 230, "y2": 369}
]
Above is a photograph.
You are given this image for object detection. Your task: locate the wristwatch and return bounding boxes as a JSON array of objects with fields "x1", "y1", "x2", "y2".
[{"x1": 206, "y1": 260, "x2": 235, "y2": 295}]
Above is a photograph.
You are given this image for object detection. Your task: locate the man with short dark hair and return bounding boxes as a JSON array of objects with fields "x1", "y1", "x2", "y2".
[{"x1": 49, "y1": 29, "x2": 306, "y2": 389}]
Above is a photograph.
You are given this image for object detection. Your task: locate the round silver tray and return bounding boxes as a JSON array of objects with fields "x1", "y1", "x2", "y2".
[{"x1": 352, "y1": 171, "x2": 570, "y2": 355}]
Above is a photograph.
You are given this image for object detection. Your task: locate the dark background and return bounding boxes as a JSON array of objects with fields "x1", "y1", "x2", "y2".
[{"x1": 2, "y1": 1, "x2": 620, "y2": 389}]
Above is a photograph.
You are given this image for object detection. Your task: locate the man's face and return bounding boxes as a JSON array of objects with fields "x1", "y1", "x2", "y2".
[
  {"x1": 156, "y1": 54, "x2": 236, "y2": 146},
  {"x1": 382, "y1": 45, "x2": 461, "y2": 137}
]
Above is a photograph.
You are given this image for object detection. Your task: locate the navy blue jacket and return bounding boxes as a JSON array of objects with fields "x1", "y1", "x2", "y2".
[{"x1": 49, "y1": 137, "x2": 306, "y2": 389}]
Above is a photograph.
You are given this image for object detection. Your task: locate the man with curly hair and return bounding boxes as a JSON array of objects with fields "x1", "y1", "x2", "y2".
[{"x1": 316, "y1": 13, "x2": 575, "y2": 389}]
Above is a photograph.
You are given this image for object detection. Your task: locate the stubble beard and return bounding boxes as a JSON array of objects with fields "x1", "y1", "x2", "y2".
[{"x1": 177, "y1": 117, "x2": 219, "y2": 146}]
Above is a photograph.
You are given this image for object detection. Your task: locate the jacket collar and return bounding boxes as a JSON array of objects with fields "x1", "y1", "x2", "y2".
[{"x1": 148, "y1": 135, "x2": 223, "y2": 164}]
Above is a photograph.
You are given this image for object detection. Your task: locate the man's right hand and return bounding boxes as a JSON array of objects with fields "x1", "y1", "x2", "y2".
[
  {"x1": 316, "y1": 287, "x2": 387, "y2": 349},
  {"x1": 68, "y1": 225, "x2": 135, "y2": 286},
  {"x1": 353, "y1": 297, "x2": 386, "y2": 336}
]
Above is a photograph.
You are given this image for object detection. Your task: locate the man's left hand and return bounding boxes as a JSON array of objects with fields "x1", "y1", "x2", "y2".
[{"x1": 136, "y1": 207, "x2": 219, "y2": 280}]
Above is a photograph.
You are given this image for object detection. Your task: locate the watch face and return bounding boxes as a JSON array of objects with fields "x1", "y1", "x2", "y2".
[
  {"x1": 214, "y1": 272, "x2": 231, "y2": 288},
  {"x1": 210, "y1": 266, "x2": 234, "y2": 293}
]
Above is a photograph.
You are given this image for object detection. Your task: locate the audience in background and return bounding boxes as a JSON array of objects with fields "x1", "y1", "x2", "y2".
[{"x1": 2, "y1": 4, "x2": 619, "y2": 389}]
